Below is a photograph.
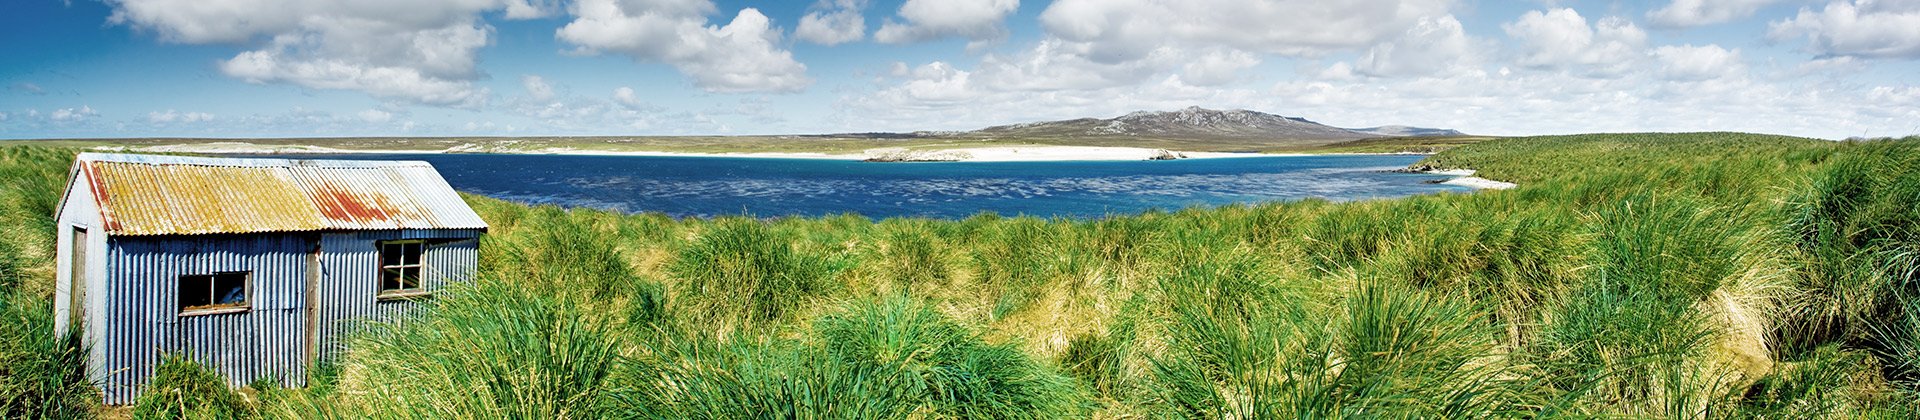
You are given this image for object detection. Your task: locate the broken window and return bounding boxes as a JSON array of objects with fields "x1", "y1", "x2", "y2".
[
  {"x1": 379, "y1": 240, "x2": 424, "y2": 294},
  {"x1": 180, "y1": 271, "x2": 249, "y2": 313}
]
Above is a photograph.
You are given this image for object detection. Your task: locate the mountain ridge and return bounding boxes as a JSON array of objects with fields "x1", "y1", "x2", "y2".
[
  {"x1": 959, "y1": 106, "x2": 1376, "y2": 141},
  {"x1": 927, "y1": 107, "x2": 1467, "y2": 149},
  {"x1": 1347, "y1": 125, "x2": 1468, "y2": 137}
]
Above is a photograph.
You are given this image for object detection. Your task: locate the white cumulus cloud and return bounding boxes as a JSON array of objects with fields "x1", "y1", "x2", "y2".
[
  {"x1": 104, "y1": 0, "x2": 535, "y2": 107},
  {"x1": 1356, "y1": 14, "x2": 1480, "y2": 78},
  {"x1": 1180, "y1": 49, "x2": 1261, "y2": 86},
  {"x1": 357, "y1": 109, "x2": 394, "y2": 123},
  {"x1": 612, "y1": 86, "x2": 647, "y2": 109},
  {"x1": 1648, "y1": 0, "x2": 1782, "y2": 28},
  {"x1": 1504, "y1": 8, "x2": 1647, "y2": 77},
  {"x1": 874, "y1": 0, "x2": 1018, "y2": 47},
  {"x1": 147, "y1": 109, "x2": 215, "y2": 123},
  {"x1": 1652, "y1": 44, "x2": 1744, "y2": 81},
  {"x1": 557, "y1": 0, "x2": 810, "y2": 93},
  {"x1": 523, "y1": 75, "x2": 556, "y2": 102},
  {"x1": 1769, "y1": 0, "x2": 1920, "y2": 59},
  {"x1": 1039, "y1": 0, "x2": 1451, "y2": 61},
  {"x1": 503, "y1": 0, "x2": 561, "y2": 19},
  {"x1": 50, "y1": 106, "x2": 98, "y2": 122},
  {"x1": 795, "y1": 0, "x2": 867, "y2": 45}
]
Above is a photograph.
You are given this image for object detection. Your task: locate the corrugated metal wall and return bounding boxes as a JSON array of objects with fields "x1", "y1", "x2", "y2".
[
  {"x1": 314, "y1": 229, "x2": 482, "y2": 363},
  {"x1": 101, "y1": 234, "x2": 312, "y2": 405},
  {"x1": 95, "y1": 228, "x2": 481, "y2": 405}
]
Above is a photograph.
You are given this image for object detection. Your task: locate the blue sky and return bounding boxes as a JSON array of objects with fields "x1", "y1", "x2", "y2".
[{"x1": 2, "y1": 0, "x2": 1916, "y2": 140}]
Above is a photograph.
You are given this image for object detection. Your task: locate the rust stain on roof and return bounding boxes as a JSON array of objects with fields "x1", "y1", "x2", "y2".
[{"x1": 71, "y1": 153, "x2": 486, "y2": 236}]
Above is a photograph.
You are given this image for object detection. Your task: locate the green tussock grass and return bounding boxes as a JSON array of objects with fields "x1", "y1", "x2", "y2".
[
  {"x1": 4, "y1": 134, "x2": 1920, "y2": 417},
  {"x1": 0, "y1": 146, "x2": 96, "y2": 419},
  {"x1": 670, "y1": 217, "x2": 845, "y2": 329},
  {"x1": 607, "y1": 297, "x2": 1088, "y2": 419},
  {"x1": 130, "y1": 355, "x2": 252, "y2": 419}
]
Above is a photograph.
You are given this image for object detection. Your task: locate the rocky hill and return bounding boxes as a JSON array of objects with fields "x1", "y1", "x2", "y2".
[
  {"x1": 1348, "y1": 125, "x2": 1468, "y2": 137},
  {"x1": 962, "y1": 106, "x2": 1381, "y2": 142}
]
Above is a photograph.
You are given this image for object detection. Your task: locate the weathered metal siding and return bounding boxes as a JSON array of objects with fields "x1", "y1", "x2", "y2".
[
  {"x1": 314, "y1": 229, "x2": 482, "y2": 362},
  {"x1": 98, "y1": 234, "x2": 312, "y2": 405},
  {"x1": 73, "y1": 153, "x2": 486, "y2": 236}
]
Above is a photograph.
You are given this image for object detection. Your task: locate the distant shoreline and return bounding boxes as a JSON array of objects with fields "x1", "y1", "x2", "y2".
[{"x1": 89, "y1": 142, "x2": 1426, "y2": 163}]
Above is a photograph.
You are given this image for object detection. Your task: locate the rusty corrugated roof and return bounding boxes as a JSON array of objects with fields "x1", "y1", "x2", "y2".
[{"x1": 72, "y1": 153, "x2": 487, "y2": 236}]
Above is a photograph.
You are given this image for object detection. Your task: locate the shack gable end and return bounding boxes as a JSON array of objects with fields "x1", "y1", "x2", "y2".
[{"x1": 54, "y1": 163, "x2": 109, "y2": 380}]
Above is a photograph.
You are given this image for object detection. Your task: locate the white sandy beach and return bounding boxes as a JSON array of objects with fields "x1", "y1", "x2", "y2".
[
  {"x1": 860, "y1": 146, "x2": 1265, "y2": 162},
  {"x1": 1421, "y1": 169, "x2": 1519, "y2": 190}
]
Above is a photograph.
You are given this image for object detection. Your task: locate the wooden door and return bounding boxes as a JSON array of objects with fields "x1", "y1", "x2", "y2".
[{"x1": 67, "y1": 226, "x2": 86, "y2": 335}]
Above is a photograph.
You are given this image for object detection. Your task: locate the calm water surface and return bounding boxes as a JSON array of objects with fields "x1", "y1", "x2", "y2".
[{"x1": 256, "y1": 153, "x2": 1469, "y2": 219}]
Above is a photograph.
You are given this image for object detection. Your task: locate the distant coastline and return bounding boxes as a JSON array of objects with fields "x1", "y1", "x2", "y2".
[{"x1": 87, "y1": 142, "x2": 1386, "y2": 163}]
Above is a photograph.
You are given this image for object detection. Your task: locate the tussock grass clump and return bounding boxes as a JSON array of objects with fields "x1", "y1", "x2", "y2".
[
  {"x1": 671, "y1": 217, "x2": 841, "y2": 326},
  {"x1": 609, "y1": 333, "x2": 919, "y2": 419},
  {"x1": 333, "y1": 278, "x2": 620, "y2": 418},
  {"x1": 486, "y1": 206, "x2": 641, "y2": 300},
  {"x1": 1302, "y1": 199, "x2": 1418, "y2": 274},
  {"x1": 815, "y1": 298, "x2": 1089, "y2": 417},
  {"x1": 1780, "y1": 141, "x2": 1920, "y2": 358},
  {"x1": 0, "y1": 147, "x2": 67, "y2": 297},
  {"x1": 1085, "y1": 215, "x2": 1163, "y2": 276},
  {"x1": 1528, "y1": 194, "x2": 1753, "y2": 416},
  {"x1": 0, "y1": 147, "x2": 96, "y2": 418},
  {"x1": 870, "y1": 220, "x2": 951, "y2": 293},
  {"x1": 1150, "y1": 270, "x2": 1532, "y2": 417},
  {"x1": 609, "y1": 298, "x2": 1089, "y2": 419},
  {"x1": 0, "y1": 291, "x2": 96, "y2": 419},
  {"x1": 1740, "y1": 345, "x2": 1905, "y2": 417},
  {"x1": 131, "y1": 355, "x2": 251, "y2": 420},
  {"x1": 969, "y1": 217, "x2": 1085, "y2": 318},
  {"x1": 1058, "y1": 299, "x2": 1144, "y2": 402}
]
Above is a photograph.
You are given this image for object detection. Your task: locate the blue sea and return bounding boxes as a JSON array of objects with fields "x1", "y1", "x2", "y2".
[{"x1": 256, "y1": 153, "x2": 1468, "y2": 219}]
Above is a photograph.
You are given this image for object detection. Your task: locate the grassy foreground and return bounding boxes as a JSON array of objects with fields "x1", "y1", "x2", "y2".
[{"x1": 3, "y1": 132, "x2": 1920, "y2": 418}]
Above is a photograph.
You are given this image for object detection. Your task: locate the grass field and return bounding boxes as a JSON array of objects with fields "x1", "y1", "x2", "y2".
[{"x1": 2, "y1": 132, "x2": 1919, "y2": 418}]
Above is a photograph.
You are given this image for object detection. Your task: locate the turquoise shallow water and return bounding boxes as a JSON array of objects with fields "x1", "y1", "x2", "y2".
[{"x1": 258, "y1": 153, "x2": 1469, "y2": 219}]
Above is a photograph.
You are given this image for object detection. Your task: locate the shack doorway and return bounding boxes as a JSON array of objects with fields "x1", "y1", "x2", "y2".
[{"x1": 68, "y1": 226, "x2": 87, "y2": 332}]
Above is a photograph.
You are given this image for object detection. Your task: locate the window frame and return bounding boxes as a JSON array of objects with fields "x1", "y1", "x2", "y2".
[
  {"x1": 179, "y1": 270, "x2": 251, "y2": 316},
  {"x1": 376, "y1": 239, "x2": 430, "y2": 300}
]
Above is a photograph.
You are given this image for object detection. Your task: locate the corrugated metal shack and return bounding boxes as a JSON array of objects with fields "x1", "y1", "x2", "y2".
[{"x1": 51, "y1": 153, "x2": 487, "y2": 405}]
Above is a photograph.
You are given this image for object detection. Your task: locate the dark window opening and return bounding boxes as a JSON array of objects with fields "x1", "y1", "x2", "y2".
[
  {"x1": 379, "y1": 241, "x2": 425, "y2": 294},
  {"x1": 180, "y1": 271, "x2": 249, "y2": 313}
]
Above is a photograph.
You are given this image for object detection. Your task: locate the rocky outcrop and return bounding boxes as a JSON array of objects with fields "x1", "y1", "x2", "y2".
[
  {"x1": 1400, "y1": 166, "x2": 1516, "y2": 190},
  {"x1": 863, "y1": 148, "x2": 974, "y2": 162}
]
